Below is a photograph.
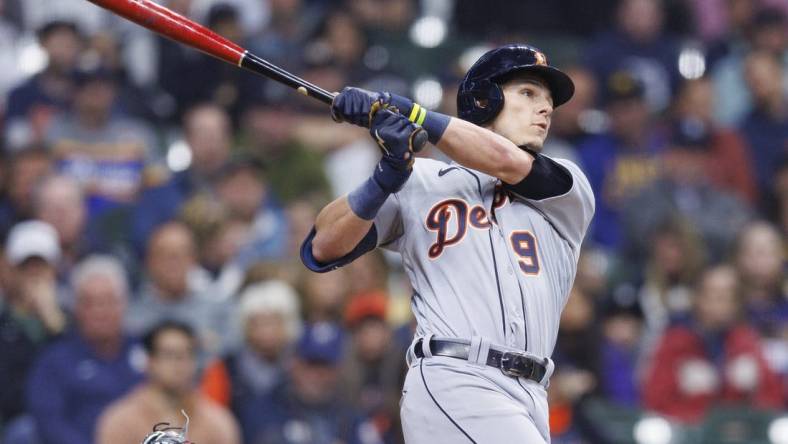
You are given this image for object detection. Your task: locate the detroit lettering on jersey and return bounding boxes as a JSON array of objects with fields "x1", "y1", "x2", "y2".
[
  {"x1": 425, "y1": 185, "x2": 540, "y2": 275},
  {"x1": 372, "y1": 157, "x2": 594, "y2": 357}
]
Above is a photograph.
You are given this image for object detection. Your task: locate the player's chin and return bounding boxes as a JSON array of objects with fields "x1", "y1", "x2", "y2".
[{"x1": 518, "y1": 135, "x2": 545, "y2": 151}]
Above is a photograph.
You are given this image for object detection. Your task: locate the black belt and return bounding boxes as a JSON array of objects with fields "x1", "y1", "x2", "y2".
[{"x1": 413, "y1": 338, "x2": 547, "y2": 382}]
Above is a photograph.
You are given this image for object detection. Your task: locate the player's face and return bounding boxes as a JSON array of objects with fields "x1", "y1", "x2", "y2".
[{"x1": 488, "y1": 75, "x2": 554, "y2": 151}]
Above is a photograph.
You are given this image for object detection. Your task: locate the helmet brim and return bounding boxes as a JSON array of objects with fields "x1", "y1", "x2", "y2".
[{"x1": 493, "y1": 65, "x2": 575, "y2": 108}]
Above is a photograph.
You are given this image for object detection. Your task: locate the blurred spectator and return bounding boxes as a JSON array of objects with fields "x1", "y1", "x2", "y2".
[
  {"x1": 578, "y1": 70, "x2": 664, "y2": 250},
  {"x1": 597, "y1": 290, "x2": 644, "y2": 407},
  {"x1": 622, "y1": 119, "x2": 752, "y2": 262},
  {"x1": 454, "y1": 0, "x2": 617, "y2": 38},
  {"x1": 4, "y1": 20, "x2": 82, "y2": 150},
  {"x1": 126, "y1": 222, "x2": 227, "y2": 356},
  {"x1": 0, "y1": 221, "x2": 65, "y2": 425},
  {"x1": 181, "y1": 156, "x2": 290, "y2": 300},
  {"x1": 25, "y1": 255, "x2": 144, "y2": 444},
  {"x1": 549, "y1": 287, "x2": 600, "y2": 441},
  {"x1": 95, "y1": 320, "x2": 241, "y2": 444},
  {"x1": 643, "y1": 265, "x2": 783, "y2": 423},
  {"x1": 33, "y1": 175, "x2": 87, "y2": 275},
  {"x1": 168, "y1": 3, "x2": 262, "y2": 123},
  {"x1": 45, "y1": 66, "x2": 157, "y2": 216},
  {"x1": 617, "y1": 218, "x2": 706, "y2": 355},
  {"x1": 739, "y1": 50, "x2": 788, "y2": 203},
  {"x1": 247, "y1": 0, "x2": 323, "y2": 72},
  {"x1": 132, "y1": 103, "x2": 231, "y2": 251},
  {"x1": 584, "y1": 0, "x2": 681, "y2": 112},
  {"x1": 733, "y1": 221, "x2": 787, "y2": 340},
  {"x1": 671, "y1": 77, "x2": 758, "y2": 204},
  {"x1": 244, "y1": 321, "x2": 373, "y2": 444},
  {"x1": 240, "y1": 103, "x2": 333, "y2": 203},
  {"x1": 0, "y1": 146, "x2": 52, "y2": 238},
  {"x1": 300, "y1": 267, "x2": 350, "y2": 323},
  {"x1": 341, "y1": 292, "x2": 403, "y2": 443},
  {"x1": 214, "y1": 156, "x2": 289, "y2": 265},
  {"x1": 712, "y1": 6, "x2": 788, "y2": 125},
  {"x1": 202, "y1": 280, "x2": 302, "y2": 440}
]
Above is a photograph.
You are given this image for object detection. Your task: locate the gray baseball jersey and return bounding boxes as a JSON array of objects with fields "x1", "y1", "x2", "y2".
[
  {"x1": 376, "y1": 156, "x2": 594, "y2": 443},
  {"x1": 375, "y1": 157, "x2": 594, "y2": 359}
]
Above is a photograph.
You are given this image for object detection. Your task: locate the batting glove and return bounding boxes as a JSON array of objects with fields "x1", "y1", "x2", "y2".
[
  {"x1": 370, "y1": 109, "x2": 426, "y2": 193},
  {"x1": 330, "y1": 87, "x2": 414, "y2": 127}
]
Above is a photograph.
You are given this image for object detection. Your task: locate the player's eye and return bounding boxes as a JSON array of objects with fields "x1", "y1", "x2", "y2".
[{"x1": 520, "y1": 88, "x2": 534, "y2": 97}]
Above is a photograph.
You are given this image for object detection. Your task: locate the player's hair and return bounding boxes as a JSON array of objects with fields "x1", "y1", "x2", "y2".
[{"x1": 142, "y1": 320, "x2": 197, "y2": 355}]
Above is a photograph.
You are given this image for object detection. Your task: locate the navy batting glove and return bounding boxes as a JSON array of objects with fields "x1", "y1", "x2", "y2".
[
  {"x1": 331, "y1": 87, "x2": 385, "y2": 127},
  {"x1": 370, "y1": 109, "x2": 425, "y2": 193}
]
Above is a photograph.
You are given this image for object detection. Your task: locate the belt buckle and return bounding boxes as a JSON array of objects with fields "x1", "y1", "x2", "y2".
[{"x1": 499, "y1": 351, "x2": 530, "y2": 378}]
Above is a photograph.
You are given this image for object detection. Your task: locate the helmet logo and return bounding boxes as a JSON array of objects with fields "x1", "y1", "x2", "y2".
[{"x1": 534, "y1": 51, "x2": 547, "y2": 66}]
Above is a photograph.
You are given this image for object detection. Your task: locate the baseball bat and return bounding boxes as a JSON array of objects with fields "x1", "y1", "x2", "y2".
[
  {"x1": 84, "y1": 0, "x2": 428, "y2": 151},
  {"x1": 85, "y1": 0, "x2": 334, "y2": 104}
]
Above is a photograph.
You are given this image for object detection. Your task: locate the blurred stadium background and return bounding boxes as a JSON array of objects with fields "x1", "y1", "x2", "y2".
[{"x1": 0, "y1": 0, "x2": 785, "y2": 443}]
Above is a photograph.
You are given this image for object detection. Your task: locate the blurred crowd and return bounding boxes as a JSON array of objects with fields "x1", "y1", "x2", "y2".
[{"x1": 0, "y1": 0, "x2": 785, "y2": 443}]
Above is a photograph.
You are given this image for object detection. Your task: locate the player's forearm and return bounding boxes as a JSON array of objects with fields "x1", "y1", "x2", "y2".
[
  {"x1": 312, "y1": 196, "x2": 374, "y2": 262},
  {"x1": 436, "y1": 118, "x2": 534, "y2": 184}
]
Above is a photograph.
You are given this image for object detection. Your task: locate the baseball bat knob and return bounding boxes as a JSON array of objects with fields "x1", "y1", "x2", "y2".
[{"x1": 412, "y1": 128, "x2": 428, "y2": 153}]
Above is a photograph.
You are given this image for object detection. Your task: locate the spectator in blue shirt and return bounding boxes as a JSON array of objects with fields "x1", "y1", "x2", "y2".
[
  {"x1": 132, "y1": 103, "x2": 232, "y2": 255},
  {"x1": 578, "y1": 70, "x2": 665, "y2": 251},
  {"x1": 740, "y1": 50, "x2": 788, "y2": 203},
  {"x1": 25, "y1": 255, "x2": 144, "y2": 444},
  {"x1": 3, "y1": 20, "x2": 82, "y2": 150},
  {"x1": 243, "y1": 322, "x2": 373, "y2": 444}
]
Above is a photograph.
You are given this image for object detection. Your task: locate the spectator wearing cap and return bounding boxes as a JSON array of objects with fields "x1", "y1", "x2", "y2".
[
  {"x1": 24, "y1": 255, "x2": 144, "y2": 444},
  {"x1": 95, "y1": 320, "x2": 241, "y2": 444},
  {"x1": 739, "y1": 50, "x2": 788, "y2": 203},
  {"x1": 244, "y1": 322, "x2": 370, "y2": 444},
  {"x1": 712, "y1": 6, "x2": 788, "y2": 126},
  {"x1": 584, "y1": 0, "x2": 682, "y2": 112},
  {"x1": 44, "y1": 65, "x2": 157, "y2": 217},
  {"x1": 4, "y1": 20, "x2": 82, "y2": 150},
  {"x1": 671, "y1": 77, "x2": 758, "y2": 204},
  {"x1": 0, "y1": 221, "x2": 66, "y2": 426},
  {"x1": 341, "y1": 292, "x2": 404, "y2": 443},
  {"x1": 126, "y1": 222, "x2": 227, "y2": 357},
  {"x1": 578, "y1": 69, "x2": 666, "y2": 251},
  {"x1": 643, "y1": 265, "x2": 783, "y2": 423},
  {"x1": 621, "y1": 116, "x2": 752, "y2": 263},
  {"x1": 132, "y1": 103, "x2": 232, "y2": 253},
  {"x1": 200, "y1": 280, "x2": 302, "y2": 415}
]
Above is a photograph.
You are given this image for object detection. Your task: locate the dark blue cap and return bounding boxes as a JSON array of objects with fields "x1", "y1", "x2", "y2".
[{"x1": 296, "y1": 322, "x2": 344, "y2": 364}]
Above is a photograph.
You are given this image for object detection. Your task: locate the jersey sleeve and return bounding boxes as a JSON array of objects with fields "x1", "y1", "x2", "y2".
[{"x1": 507, "y1": 157, "x2": 595, "y2": 251}]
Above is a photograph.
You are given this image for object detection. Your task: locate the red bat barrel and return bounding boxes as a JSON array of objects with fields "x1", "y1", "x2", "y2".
[{"x1": 87, "y1": 0, "x2": 245, "y2": 65}]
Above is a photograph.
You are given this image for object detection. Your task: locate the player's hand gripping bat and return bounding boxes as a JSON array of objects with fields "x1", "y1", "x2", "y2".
[{"x1": 85, "y1": 0, "x2": 427, "y2": 150}]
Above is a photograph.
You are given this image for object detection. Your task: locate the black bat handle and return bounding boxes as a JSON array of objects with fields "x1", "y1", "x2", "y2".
[{"x1": 240, "y1": 51, "x2": 335, "y2": 104}]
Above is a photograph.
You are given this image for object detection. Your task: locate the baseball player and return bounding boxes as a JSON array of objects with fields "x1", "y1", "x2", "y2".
[{"x1": 301, "y1": 44, "x2": 595, "y2": 443}]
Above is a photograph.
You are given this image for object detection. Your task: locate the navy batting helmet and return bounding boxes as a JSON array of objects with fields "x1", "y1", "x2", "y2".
[{"x1": 457, "y1": 44, "x2": 575, "y2": 125}]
